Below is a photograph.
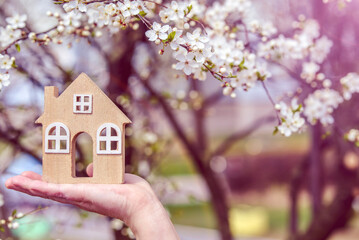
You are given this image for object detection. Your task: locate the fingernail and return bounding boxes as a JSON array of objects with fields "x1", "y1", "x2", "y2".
[{"x1": 5, "y1": 179, "x2": 12, "y2": 189}]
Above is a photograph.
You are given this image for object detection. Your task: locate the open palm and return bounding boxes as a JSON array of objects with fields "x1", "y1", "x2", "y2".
[{"x1": 5, "y1": 164, "x2": 179, "y2": 240}]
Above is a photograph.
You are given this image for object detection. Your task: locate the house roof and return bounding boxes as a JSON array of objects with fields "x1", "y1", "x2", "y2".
[{"x1": 35, "y1": 73, "x2": 131, "y2": 124}]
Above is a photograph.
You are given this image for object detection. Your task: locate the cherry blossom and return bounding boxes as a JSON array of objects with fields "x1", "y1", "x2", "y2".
[
  {"x1": 186, "y1": 28, "x2": 209, "y2": 50},
  {"x1": 145, "y1": 22, "x2": 170, "y2": 42},
  {"x1": 0, "y1": 73, "x2": 10, "y2": 89},
  {"x1": 169, "y1": 1, "x2": 186, "y2": 21},
  {"x1": 275, "y1": 99, "x2": 305, "y2": 137},
  {"x1": 175, "y1": 52, "x2": 199, "y2": 75},
  {"x1": 118, "y1": 0, "x2": 140, "y2": 18},
  {"x1": 63, "y1": 0, "x2": 87, "y2": 14},
  {"x1": 340, "y1": 72, "x2": 359, "y2": 100},
  {"x1": 347, "y1": 129, "x2": 359, "y2": 142},
  {"x1": 5, "y1": 14, "x2": 27, "y2": 29},
  {"x1": 0, "y1": 55, "x2": 14, "y2": 70},
  {"x1": 304, "y1": 89, "x2": 343, "y2": 125},
  {"x1": 0, "y1": 0, "x2": 356, "y2": 139},
  {"x1": 301, "y1": 62, "x2": 320, "y2": 83},
  {"x1": 0, "y1": 26, "x2": 22, "y2": 47}
]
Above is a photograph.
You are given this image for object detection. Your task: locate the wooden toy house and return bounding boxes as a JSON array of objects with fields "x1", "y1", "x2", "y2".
[{"x1": 36, "y1": 73, "x2": 131, "y2": 184}]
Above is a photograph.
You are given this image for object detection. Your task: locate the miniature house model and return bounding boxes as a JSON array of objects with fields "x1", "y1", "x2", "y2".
[{"x1": 36, "y1": 73, "x2": 131, "y2": 184}]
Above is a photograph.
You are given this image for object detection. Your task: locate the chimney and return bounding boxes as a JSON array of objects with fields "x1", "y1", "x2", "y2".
[
  {"x1": 45, "y1": 86, "x2": 59, "y2": 98},
  {"x1": 35, "y1": 86, "x2": 59, "y2": 124},
  {"x1": 44, "y1": 86, "x2": 59, "y2": 109}
]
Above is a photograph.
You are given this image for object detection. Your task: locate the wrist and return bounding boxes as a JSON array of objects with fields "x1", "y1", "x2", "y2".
[{"x1": 122, "y1": 188, "x2": 179, "y2": 240}]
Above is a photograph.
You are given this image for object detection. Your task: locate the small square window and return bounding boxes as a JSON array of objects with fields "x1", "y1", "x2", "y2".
[{"x1": 73, "y1": 94, "x2": 92, "y2": 114}]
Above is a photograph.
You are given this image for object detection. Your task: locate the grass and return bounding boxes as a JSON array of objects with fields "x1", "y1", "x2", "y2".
[
  {"x1": 155, "y1": 133, "x2": 310, "y2": 177},
  {"x1": 155, "y1": 155, "x2": 196, "y2": 176},
  {"x1": 166, "y1": 201, "x2": 312, "y2": 237},
  {"x1": 166, "y1": 202, "x2": 217, "y2": 229}
]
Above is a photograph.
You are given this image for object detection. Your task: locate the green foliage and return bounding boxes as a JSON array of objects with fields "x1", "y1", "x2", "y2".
[
  {"x1": 292, "y1": 104, "x2": 302, "y2": 113},
  {"x1": 11, "y1": 61, "x2": 18, "y2": 68},
  {"x1": 166, "y1": 31, "x2": 176, "y2": 43},
  {"x1": 238, "y1": 58, "x2": 248, "y2": 71},
  {"x1": 273, "y1": 126, "x2": 279, "y2": 135},
  {"x1": 203, "y1": 60, "x2": 215, "y2": 71},
  {"x1": 53, "y1": 0, "x2": 67, "y2": 4},
  {"x1": 12, "y1": 209, "x2": 17, "y2": 217},
  {"x1": 139, "y1": 11, "x2": 147, "y2": 17},
  {"x1": 15, "y1": 43, "x2": 21, "y2": 52},
  {"x1": 256, "y1": 71, "x2": 267, "y2": 81},
  {"x1": 186, "y1": 5, "x2": 193, "y2": 15},
  {"x1": 166, "y1": 203, "x2": 216, "y2": 229},
  {"x1": 156, "y1": 156, "x2": 196, "y2": 176}
]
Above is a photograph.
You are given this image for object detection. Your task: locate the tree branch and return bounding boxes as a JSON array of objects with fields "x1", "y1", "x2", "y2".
[
  {"x1": 0, "y1": 129, "x2": 41, "y2": 163},
  {"x1": 211, "y1": 115, "x2": 276, "y2": 158}
]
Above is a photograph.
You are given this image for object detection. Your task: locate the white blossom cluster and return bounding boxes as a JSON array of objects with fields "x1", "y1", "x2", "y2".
[
  {"x1": 0, "y1": 211, "x2": 23, "y2": 230},
  {"x1": 303, "y1": 89, "x2": 343, "y2": 125},
  {"x1": 0, "y1": 14, "x2": 27, "y2": 90},
  {"x1": 0, "y1": 0, "x2": 358, "y2": 139},
  {"x1": 28, "y1": 1, "x2": 150, "y2": 47},
  {"x1": 346, "y1": 129, "x2": 359, "y2": 145},
  {"x1": 340, "y1": 72, "x2": 359, "y2": 100},
  {"x1": 0, "y1": 14, "x2": 26, "y2": 47},
  {"x1": 275, "y1": 99, "x2": 305, "y2": 137},
  {"x1": 0, "y1": 54, "x2": 14, "y2": 89},
  {"x1": 259, "y1": 19, "x2": 333, "y2": 84},
  {"x1": 144, "y1": 0, "x2": 274, "y2": 96}
]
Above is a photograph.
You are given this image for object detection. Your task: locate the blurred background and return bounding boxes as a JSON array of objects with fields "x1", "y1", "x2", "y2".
[{"x1": 1, "y1": 0, "x2": 359, "y2": 239}]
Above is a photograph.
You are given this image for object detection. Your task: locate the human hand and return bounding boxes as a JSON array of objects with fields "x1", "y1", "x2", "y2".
[{"x1": 5, "y1": 164, "x2": 179, "y2": 240}]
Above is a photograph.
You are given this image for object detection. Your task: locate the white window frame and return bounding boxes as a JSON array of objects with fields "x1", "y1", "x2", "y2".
[
  {"x1": 73, "y1": 94, "x2": 92, "y2": 114},
  {"x1": 97, "y1": 123, "x2": 122, "y2": 155},
  {"x1": 45, "y1": 122, "x2": 70, "y2": 153}
]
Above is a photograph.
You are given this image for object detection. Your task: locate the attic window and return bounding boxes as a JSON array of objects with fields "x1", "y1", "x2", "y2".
[
  {"x1": 73, "y1": 94, "x2": 92, "y2": 114},
  {"x1": 96, "y1": 123, "x2": 122, "y2": 154}
]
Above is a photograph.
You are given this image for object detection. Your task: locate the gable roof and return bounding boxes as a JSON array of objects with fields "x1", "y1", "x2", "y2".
[{"x1": 36, "y1": 73, "x2": 131, "y2": 124}]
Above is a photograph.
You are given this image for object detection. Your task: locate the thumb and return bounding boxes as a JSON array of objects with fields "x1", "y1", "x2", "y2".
[{"x1": 86, "y1": 163, "x2": 94, "y2": 177}]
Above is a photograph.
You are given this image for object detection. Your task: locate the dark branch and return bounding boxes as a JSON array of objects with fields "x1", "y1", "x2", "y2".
[
  {"x1": 211, "y1": 115, "x2": 276, "y2": 158},
  {"x1": 0, "y1": 129, "x2": 42, "y2": 163}
]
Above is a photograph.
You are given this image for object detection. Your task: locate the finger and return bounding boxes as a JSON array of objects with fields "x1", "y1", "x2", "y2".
[
  {"x1": 21, "y1": 171, "x2": 42, "y2": 181},
  {"x1": 6, "y1": 176, "x2": 48, "y2": 199},
  {"x1": 7, "y1": 175, "x2": 89, "y2": 205},
  {"x1": 124, "y1": 173, "x2": 151, "y2": 189},
  {"x1": 86, "y1": 163, "x2": 93, "y2": 177}
]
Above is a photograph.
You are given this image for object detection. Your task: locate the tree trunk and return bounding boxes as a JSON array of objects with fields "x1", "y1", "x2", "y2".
[
  {"x1": 192, "y1": 159, "x2": 232, "y2": 240},
  {"x1": 190, "y1": 80, "x2": 232, "y2": 240},
  {"x1": 289, "y1": 156, "x2": 309, "y2": 236},
  {"x1": 293, "y1": 167, "x2": 355, "y2": 240},
  {"x1": 139, "y1": 77, "x2": 233, "y2": 240},
  {"x1": 309, "y1": 124, "x2": 323, "y2": 218}
]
